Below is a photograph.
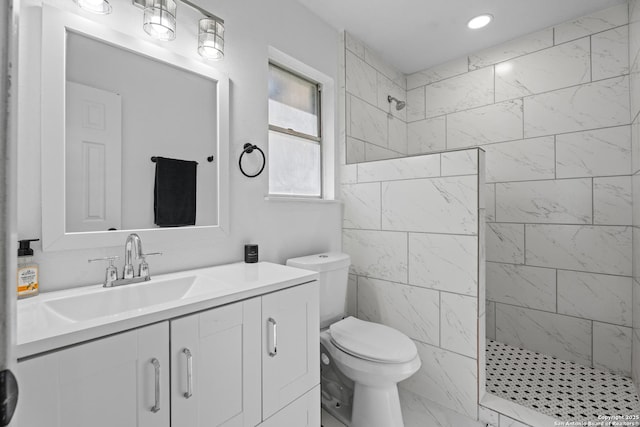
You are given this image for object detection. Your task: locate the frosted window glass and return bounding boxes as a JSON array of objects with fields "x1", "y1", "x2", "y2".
[
  {"x1": 268, "y1": 131, "x2": 321, "y2": 197},
  {"x1": 268, "y1": 64, "x2": 319, "y2": 137}
]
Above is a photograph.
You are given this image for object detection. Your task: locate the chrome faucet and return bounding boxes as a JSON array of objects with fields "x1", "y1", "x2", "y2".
[
  {"x1": 88, "y1": 233, "x2": 162, "y2": 287},
  {"x1": 123, "y1": 233, "x2": 143, "y2": 279}
]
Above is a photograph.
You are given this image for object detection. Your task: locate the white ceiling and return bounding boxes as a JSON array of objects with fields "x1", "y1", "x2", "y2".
[{"x1": 295, "y1": 0, "x2": 627, "y2": 74}]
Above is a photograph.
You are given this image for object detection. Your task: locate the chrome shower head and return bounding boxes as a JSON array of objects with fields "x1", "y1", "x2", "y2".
[{"x1": 387, "y1": 95, "x2": 406, "y2": 111}]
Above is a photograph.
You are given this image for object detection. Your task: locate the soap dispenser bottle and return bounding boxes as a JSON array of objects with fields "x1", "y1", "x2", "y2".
[{"x1": 17, "y1": 239, "x2": 40, "y2": 299}]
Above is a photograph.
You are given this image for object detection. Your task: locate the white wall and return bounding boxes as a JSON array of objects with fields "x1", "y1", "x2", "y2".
[{"x1": 17, "y1": 0, "x2": 342, "y2": 291}]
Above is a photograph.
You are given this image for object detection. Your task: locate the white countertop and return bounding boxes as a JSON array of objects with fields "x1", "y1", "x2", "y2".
[{"x1": 17, "y1": 262, "x2": 318, "y2": 359}]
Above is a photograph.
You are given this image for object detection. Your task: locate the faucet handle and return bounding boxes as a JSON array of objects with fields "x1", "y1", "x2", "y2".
[
  {"x1": 139, "y1": 252, "x2": 162, "y2": 279},
  {"x1": 88, "y1": 256, "x2": 120, "y2": 287}
]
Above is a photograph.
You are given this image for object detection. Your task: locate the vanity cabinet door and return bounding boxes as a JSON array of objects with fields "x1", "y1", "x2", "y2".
[
  {"x1": 13, "y1": 322, "x2": 170, "y2": 427},
  {"x1": 261, "y1": 281, "x2": 319, "y2": 419},
  {"x1": 170, "y1": 298, "x2": 261, "y2": 427}
]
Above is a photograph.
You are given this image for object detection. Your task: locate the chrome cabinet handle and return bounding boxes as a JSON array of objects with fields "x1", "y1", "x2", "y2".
[
  {"x1": 268, "y1": 317, "x2": 277, "y2": 357},
  {"x1": 150, "y1": 358, "x2": 161, "y2": 413},
  {"x1": 183, "y1": 348, "x2": 193, "y2": 399}
]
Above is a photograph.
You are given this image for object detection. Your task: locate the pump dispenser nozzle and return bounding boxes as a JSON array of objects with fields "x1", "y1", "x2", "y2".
[{"x1": 18, "y1": 239, "x2": 39, "y2": 257}]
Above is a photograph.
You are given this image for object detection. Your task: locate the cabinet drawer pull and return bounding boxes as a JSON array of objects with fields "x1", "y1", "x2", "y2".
[
  {"x1": 150, "y1": 358, "x2": 161, "y2": 413},
  {"x1": 268, "y1": 317, "x2": 278, "y2": 357},
  {"x1": 183, "y1": 348, "x2": 193, "y2": 399}
]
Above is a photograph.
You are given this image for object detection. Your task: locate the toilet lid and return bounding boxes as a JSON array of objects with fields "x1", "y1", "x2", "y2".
[{"x1": 329, "y1": 317, "x2": 417, "y2": 363}]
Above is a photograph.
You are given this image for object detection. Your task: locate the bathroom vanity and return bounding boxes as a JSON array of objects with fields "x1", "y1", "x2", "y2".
[{"x1": 11, "y1": 262, "x2": 320, "y2": 427}]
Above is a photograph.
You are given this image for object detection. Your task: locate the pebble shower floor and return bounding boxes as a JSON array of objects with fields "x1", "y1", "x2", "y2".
[{"x1": 486, "y1": 340, "x2": 640, "y2": 425}]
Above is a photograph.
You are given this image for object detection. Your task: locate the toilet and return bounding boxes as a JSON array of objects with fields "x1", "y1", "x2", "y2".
[{"x1": 286, "y1": 253, "x2": 421, "y2": 427}]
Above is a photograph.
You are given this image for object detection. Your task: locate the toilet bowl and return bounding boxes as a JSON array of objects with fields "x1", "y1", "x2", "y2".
[
  {"x1": 286, "y1": 253, "x2": 421, "y2": 427},
  {"x1": 321, "y1": 317, "x2": 421, "y2": 427}
]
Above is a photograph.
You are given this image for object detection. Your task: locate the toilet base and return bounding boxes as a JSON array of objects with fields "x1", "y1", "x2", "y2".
[{"x1": 351, "y1": 382, "x2": 404, "y2": 427}]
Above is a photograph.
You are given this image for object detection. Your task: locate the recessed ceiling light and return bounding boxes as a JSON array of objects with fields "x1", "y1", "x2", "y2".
[{"x1": 467, "y1": 14, "x2": 493, "y2": 30}]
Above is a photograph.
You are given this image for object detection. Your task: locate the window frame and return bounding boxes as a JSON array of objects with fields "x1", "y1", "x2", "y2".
[{"x1": 267, "y1": 62, "x2": 324, "y2": 198}]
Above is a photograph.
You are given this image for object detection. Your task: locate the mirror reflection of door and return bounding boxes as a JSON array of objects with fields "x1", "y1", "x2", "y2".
[{"x1": 65, "y1": 82, "x2": 122, "y2": 232}]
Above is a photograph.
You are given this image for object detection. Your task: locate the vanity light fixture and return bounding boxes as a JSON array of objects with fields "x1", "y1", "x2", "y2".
[
  {"x1": 467, "y1": 14, "x2": 493, "y2": 30},
  {"x1": 143, "y1": 0, "x2": 177, "y2": 41},
  {"x1": 75, "y1": 0, "x2": 112, "y2": 14},
  {"x1": 134, "y1": 0, "x2": 225, "y2": 59}
]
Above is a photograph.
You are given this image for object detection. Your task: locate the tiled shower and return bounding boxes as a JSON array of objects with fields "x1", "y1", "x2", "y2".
[{"x1": 340, "y1": 1, "x2": 640, "y2": 425}]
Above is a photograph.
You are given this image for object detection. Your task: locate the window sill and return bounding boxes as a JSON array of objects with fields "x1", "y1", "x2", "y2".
[{"x1": 264, "y1": 196, "x2": 341, "y2": 205}]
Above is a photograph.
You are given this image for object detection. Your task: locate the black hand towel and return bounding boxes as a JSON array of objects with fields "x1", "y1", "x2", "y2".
[{"x1": 154, "y1": 157, "x2": 197, "y2": 227}]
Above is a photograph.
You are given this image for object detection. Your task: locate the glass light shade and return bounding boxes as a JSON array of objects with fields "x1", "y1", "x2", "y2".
[
  {"x1": 75, "y1": 0, "x2": 112, "y2": 14},
  {"x1": 198, "y1": 18, "x2": 224, "y2": 60},
  {"x1": 143, "y1": 0, "x2": 177, "y2": 41}
]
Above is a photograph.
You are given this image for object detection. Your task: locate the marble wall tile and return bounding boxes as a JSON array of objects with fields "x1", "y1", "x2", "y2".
[
  {"x1": 495, "y1": 38, "x2": 591, "y2": 102},
  {"x1": 406, "y1": 57, "x2": 469, "y2": 89},
  {"x1": 486, "y1": 262, "x2": 556, "y2": 312},
  {"x1": 382, "y1": 176, "x2": 478, "y2": 234},
  {"x1": 484, "y1": 137, "x2": 555, "y2": 183},
  {"x1": 399, "y1": 389, "x2": 486, "y2": 427},
  {"x1": 634, "y1": 175, "x2": 640, "y2": 233},
  {"x1": 557, "y1": 270, "x2": 632, "y2": 327},
  {"x1": 486, "y1": 223, "x2": 525, "y2": 264},
  {"x1": 441, "y1": 150, "x2": 479, "y2": 176},
  {"x1": 633, "y1": 119, "x2": 640, "y2": 174},
  {"x1": 554, "y1": 4, "x2": 629, "y2": 45},
  {"x1": 499, "y1": 415, "x2": 531, "y2": 427},
  {"x1": 364, "y1": 46, "x2": 406, "y2": 89},
  {"x1": 345, "y1": 31, "x2": 365, "y2": 58},
  {"x1": 469, "y1": 28, "x2": 554, "y2": 70},
  {"x1": 440, "y1": 293, "x2": 478, "y2": 358},
  {"x1": 525, "y1": 224, "x2": 632, "y2": 275},
  {"x1": 407, "y1": 87, "x2": 426, "y2": 122},
  {"x1": 341, "y1": 182, "x2": 381, "y2": 230},
  {"x1": 556, "y1": 126, "x2": 632, "y2": 178},
  {"x1": 425, "y1": 67, "x2": 494, "y2": 118},
  {"x1": 388, "y1": 116, "x2": 408, "y2": 155},
  {"x1": 349, "y1": 95, "x2": 388, "y2": 147},
  {"x1": 495, "y1": 304, "x2": 592, "y2": 365},
  {"x1": 524, "y1": 76, "x2": 630, "y2": 138},
  {"x1": 378, "y1": 73, "x2": 407, "y2": 121},
  {"x1": 347, "y1": 273, "x2": 357, "y2": 317},
  {"x1": 635, "y1": 227, "x2": 640, "y2": 280},
  {"x1": 400, "y1": 341, "x2": 478, "y2": 418},
  {"x1": 592, "y1": 26, "x2": 630, "y2": 81},
  {"x1": 346, "y1": 51, "x2": 377, "y2": 106},
  {"x1": 340, "y1": 164, "x2": 357, "y2": 184},
  {"x1": 486, "y1": 184, "x2": 496, "y2": 222},
  {"x1": 346, "y1": 137, "x2": 365, "y2": 164},
  {"x1": 365, "y1": 144, "x2": 400, "y2": 161},
  {"x1": 594, "y1": 176, "x2": 633, "y2": 225},
  {"x1": 408, "y1": 233, "x2": 478, "y2": 296},
  {"x1": 357, "y1": 154, "x2": 440, "y2": 183},
  {"x1": 343, "y1": 229, "x2": 407, "y2": 282},
  {"x1": 631, "y1": 60, "x2": 640, "y2": 124},
  {"x1": 447, "y1": 100, "x2": 524, "y2": 149},
  {"x1": 357, "y1": 277, "x2": 439, "y2": 346},
  {"x1": 487, "y1": 301, "x2": 496, "y2": 340},
  {"x1": 479, "y1": 405, "x2": 500, "y2": 427},
  {"x1": 407, "y1": 117, "x2": 446, "y2": 154},
  {"x1": 495, "y1": 179, "x2": 593, "y2": 224},
  {"x1": 593, "y1": 322, "x2": 632, "y2": 376}
]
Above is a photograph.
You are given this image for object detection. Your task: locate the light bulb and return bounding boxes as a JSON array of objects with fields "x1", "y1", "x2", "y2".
[{"x1": 467, "y1": 14, "x2": 493, "y2": 30}]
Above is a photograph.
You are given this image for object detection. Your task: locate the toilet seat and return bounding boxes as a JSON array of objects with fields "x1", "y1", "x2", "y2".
[{"x1": 329, "y1": 317, "x2": 417, "y2": 364}]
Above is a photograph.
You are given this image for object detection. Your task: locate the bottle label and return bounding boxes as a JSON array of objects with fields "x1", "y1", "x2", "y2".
[{"x1": 17, "y1": 267, "x2": 38, "y2": 295}]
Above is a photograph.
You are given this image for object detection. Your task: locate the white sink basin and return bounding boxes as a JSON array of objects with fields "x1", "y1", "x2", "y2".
[{"x1": 43, "y1": 274, "x2": 226, "y2": 322}]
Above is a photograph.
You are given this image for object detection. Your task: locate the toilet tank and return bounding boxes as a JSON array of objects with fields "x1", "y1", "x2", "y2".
[{"x1": 286, "y1": 253, "x2": 351, "y2": 329}]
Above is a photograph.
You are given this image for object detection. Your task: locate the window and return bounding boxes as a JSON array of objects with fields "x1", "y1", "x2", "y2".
[{"x1": 268, "y1": 63, "x2": 322, "y2": 197}]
